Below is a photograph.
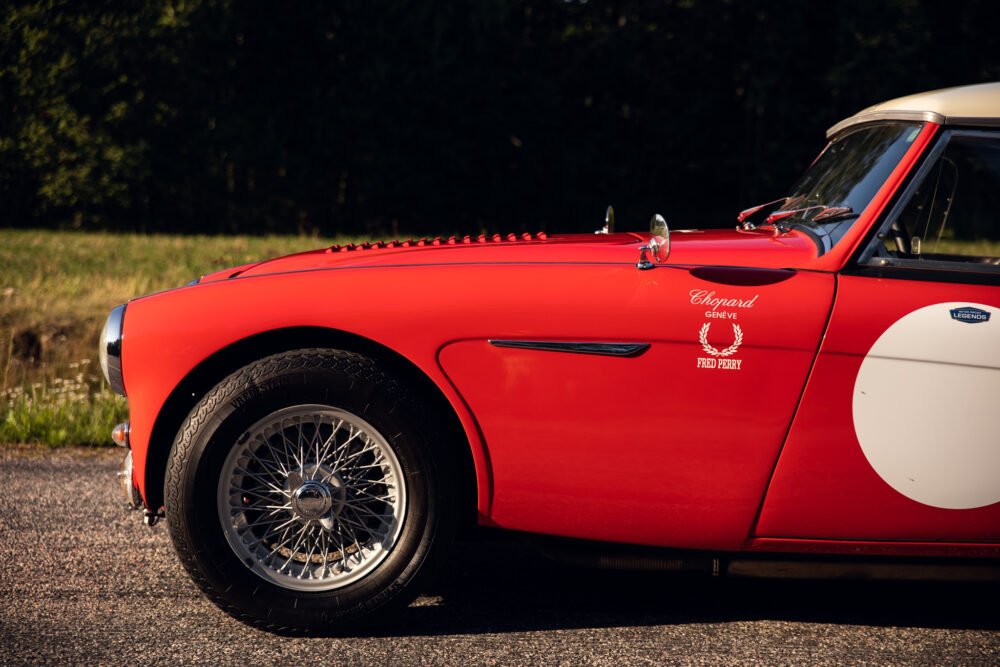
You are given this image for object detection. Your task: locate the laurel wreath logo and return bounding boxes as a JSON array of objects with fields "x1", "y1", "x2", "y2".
[{"x1": 699, "y1": 322, "x2": 743, "y2": 357}]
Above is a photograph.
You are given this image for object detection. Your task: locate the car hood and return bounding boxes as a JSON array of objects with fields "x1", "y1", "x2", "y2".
[{"x1": 199, "y1": 228, "x2": 820, "y2": 282}]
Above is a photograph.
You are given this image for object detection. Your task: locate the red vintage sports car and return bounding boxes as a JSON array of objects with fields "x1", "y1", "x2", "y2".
[{"x1": 101, "y1": 83, "x2": 1000, "y2": 632}]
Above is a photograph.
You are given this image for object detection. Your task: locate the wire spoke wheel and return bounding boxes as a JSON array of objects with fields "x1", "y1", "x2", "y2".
[
  {"x1": 167, "y1": 350, "x2": 445, "y2": 631},
  {"x1": 217, "y1": 405, "x2": 408, "y2": 592}
]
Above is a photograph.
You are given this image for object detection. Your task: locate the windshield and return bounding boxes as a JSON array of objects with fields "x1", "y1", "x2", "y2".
[{"x1": 780, "y1": 122, "x2": 922, "y2": 251}]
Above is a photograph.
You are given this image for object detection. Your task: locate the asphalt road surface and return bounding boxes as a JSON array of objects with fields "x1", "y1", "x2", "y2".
[{"x1": 1, "y1": 447, "x2": 998, "y2": 665}]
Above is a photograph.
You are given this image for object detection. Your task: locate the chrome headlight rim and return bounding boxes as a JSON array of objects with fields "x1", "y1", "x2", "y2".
[{"x1": 100, "y1": 304, "x2": 127, "y2": 396}]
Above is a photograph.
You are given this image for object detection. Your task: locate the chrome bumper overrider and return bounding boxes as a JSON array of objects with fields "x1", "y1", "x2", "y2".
[
  {"x1": 118, "y1": 450, "x2": 143, "y2": 511},
  {"x1": 114, "y1": 422, "x2": 161, "y2": 525}
]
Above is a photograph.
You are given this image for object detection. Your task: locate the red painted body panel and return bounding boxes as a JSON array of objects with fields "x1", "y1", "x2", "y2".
[
  {"x1": 756, "y1": 275, "x2": 1000, "y2": 542},
  {"x1": 122, "y1": 267, "x2": 502, "y2": 511},
  {"x1": 437, "y1": 268, "x2": 833, "y2": 550},
  {"x1": 659, "y1": 229, "x2": 818, "y2": 268}
]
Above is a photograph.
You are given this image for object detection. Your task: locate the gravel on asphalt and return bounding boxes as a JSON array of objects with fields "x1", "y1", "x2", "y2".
[{"x1": 1, "y1": 446, "x2": 998, "y2": 665}]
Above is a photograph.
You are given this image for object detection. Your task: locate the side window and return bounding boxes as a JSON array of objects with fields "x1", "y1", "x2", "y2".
[{"x1": 876, "y1": 132, "x2": 1000, "y2": 268}]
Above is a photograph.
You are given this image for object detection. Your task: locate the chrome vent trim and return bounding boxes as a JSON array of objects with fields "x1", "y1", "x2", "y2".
[{"x1": 488, "y1": 340, "x2": 650, "y2": 357}]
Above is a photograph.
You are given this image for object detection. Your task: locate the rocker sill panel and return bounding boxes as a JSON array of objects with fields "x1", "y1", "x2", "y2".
[{"x1": 487, "y1": 340, "x2": 650, "y2": 357}]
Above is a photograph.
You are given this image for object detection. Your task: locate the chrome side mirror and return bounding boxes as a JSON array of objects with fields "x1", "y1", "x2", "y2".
[
  {"x1": 649, "y1": 213, "x2": 670, "y2": 262},
  {"x1": 636, "y1": 213, "x2": 670, "y2": 270},
  {"x1": 597, "y1": 205, "x2": 615, "y2": 234}
]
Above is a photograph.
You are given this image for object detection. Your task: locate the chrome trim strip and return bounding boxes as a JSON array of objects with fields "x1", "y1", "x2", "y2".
[
  {"x1": 488, "y1": 340, "x2": 650, "y2": 357},
  {"x1": 826, "y1": 110, "x2": 944, "y2": 138},
  {"x1": 829, "y1": 110, "x2": 1000, "y2": 138},
  {"x1": 942, "y1": 115, "x2": 1000, "y2": 128}
]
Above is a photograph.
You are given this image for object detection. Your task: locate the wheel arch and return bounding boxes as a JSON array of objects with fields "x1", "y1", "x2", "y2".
[{"x1": 143, "y1": 326, "x2": 479, "y2": 529}]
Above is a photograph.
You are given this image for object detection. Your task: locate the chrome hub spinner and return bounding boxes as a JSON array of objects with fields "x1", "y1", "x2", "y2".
[
  {"x1": 286, "y1": 465, "x2": 348, "y2": 526},
  {"x1": 291, "y1": 481, "x2": 334, "y2": 520}
]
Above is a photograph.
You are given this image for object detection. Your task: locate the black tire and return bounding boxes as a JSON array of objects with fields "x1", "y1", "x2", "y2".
[{"x1": 164, "y1": 348, "x2": 448, "y2": 634}]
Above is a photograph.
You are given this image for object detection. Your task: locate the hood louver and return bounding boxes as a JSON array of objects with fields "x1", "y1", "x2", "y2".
[{"x1": 328, "y1": 232, "x2": 549, "y2": 253}]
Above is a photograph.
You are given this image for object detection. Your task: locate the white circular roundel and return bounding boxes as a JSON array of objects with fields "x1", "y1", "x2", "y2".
[{"x1": 852, "y1": 302, "x2": 1000, "y2": 509}]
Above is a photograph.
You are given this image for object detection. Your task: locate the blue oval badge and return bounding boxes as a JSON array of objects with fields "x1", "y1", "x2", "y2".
[{"x1": 950, "y1": 306, "x2": 991, "y2": 324}]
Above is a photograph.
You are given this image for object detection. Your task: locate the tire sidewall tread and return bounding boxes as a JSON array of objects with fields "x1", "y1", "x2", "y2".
[{"x1": 164, "y1": 348, "x2": 447, "y2": 634}]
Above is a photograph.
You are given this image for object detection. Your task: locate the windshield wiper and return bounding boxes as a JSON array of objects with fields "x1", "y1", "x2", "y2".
[
  {"x1": 738, "y1": 201, "x2": 858, "y2": 232},
  {"x1": 765, "y1": 205, "x2": 855, "y2": 231},
  {"x1": 736, "y1": 198, "x2": 786, "y2": 229}
]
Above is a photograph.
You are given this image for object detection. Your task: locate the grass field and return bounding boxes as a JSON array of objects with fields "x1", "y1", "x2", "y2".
[{"x1": 0, "y1": 229, "x2": 367, "y2": 445}]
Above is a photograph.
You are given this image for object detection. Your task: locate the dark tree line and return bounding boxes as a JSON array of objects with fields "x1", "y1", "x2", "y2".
[{"x1": 1, "y1": 0, "x2": 998, "y2": 236}]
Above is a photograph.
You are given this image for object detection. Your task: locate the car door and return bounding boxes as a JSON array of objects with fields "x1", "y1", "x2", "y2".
[
  {"x1": 439, "y1": 262, "x2": 834, "y2": 550},
  {"x1": 757, "y1": 129, "x2": 1000, "y2": 543}
]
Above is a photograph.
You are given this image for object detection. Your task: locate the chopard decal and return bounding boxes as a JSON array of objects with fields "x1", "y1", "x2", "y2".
[
  {"x1": 950, "y1": 306, "x2": 990, "y2": 324},
  {"x1": 690, "y1": 290, "x2": 752, "y2": 370},
  {"x1": 690, "y1": 290, "x2": 758, "y2": 315},
  {"x1": 696, "y1": 323, "x2": 743, "y2": 370}
]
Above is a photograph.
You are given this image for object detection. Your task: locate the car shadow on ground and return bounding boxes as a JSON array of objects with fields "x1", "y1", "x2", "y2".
[{"x1": 370, "y1": 537, "x2": 1000, "y2": 638}]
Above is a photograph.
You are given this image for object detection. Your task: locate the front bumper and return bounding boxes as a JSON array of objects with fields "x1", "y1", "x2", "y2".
[
  {"x1": 117, "y1": 449, "x2": 143, "y2": 511},
  {"x1": 113, "y1": 421, "x2": 162, "y2": 525}
]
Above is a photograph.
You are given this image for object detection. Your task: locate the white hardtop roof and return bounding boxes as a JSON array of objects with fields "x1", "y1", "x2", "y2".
[{"x1": 827, "y1": 82, "x2": 1000, "y2": 138}]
